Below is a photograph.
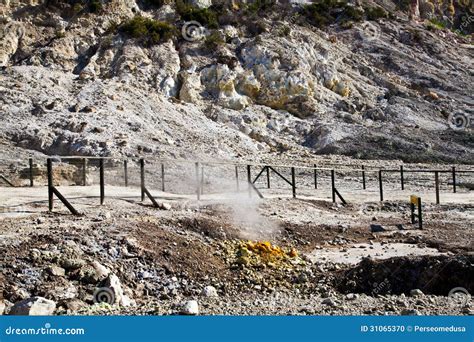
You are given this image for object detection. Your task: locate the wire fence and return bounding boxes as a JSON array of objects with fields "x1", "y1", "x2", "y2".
[{"x1": 0, "y1": 156, "x2": 473, "y2": 215}]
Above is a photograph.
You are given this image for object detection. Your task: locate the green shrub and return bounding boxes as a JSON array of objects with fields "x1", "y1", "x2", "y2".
[
  {"x1": 344, "y1": 6, "x2": 364, "y2": 22},
  {"x1": 247, "y1": 0, "x2": 276, "y2": 13},
  {"x1": 396, "y1": 0, "x2": 411, "y2": 11},
  {"x1": 303, "y1": 0, "x2": 365, "y2": 28},
  {"x1": 204, "y1": 31, "x2": 225, "y2": 49},
  {"x1": 121, "y1": 16, "x2": 177, "y2": 45},
  {"x1": 365, "y1": 6, "x2": 388, "y2": 21},
  {"x1": 429, "y1": 18, "x2": 448, "y2": 29},
  {"x1": 88, "y1": 0, "x2": 103, "y2": 13},
  {"x1": 176, "y1": 1, "x2": 219, "y2": 29}
]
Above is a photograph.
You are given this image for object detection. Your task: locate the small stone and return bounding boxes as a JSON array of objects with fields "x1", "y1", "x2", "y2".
[
  {"x1": 401, "y1": 308, "x2": 420, "y2": 316},
  {"x1": 160, "y1": 202, "x2": 172, "y2": 210},
  {"x1": 201, "y1": 286, "x2": 218, "y2": 297},
  {"x1": 80, "y1": 106, "x2": 95, "y2": 113},
  {"x1": 91, "y1": 261, "x2": 110, "y2": 280},
  {"x1": 346, "y1": 293, "x2": 359, "y2": 300},
  {"x1": 370, "y1": 224, "x2": 385, "y2": 233},
  {"x1": 321, "y1": 298, "x2": 336, "y2": 306},
  {"x1": 46, "y1": 265, "x2": 66, "y2": 277},
  {"x1": 410, "y1": 289, "x2": 424, "y2": 297},
  {"x1": 181, "y1": 300, "x2": 199, "y2": 315},
  {"x1": 0, "y1": 301, "x2": 5, "y2": 315},
  {"x1": 61, "y1": 258, "x2": 86, "y2": 271},
  {"x1": 9, "y1": 297, "x2": 56, "y2": 316}
]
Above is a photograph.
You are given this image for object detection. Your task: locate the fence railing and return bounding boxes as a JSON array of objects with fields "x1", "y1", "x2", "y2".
[{"x1": 1, "y1": 156, "x2": 473, "y2": 216}]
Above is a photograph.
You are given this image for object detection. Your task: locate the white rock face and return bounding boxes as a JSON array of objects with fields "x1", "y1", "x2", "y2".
[
  {"x1": 181, "y1": 300, "x2": 199, "y2": 315},
  {"x1": 189, "y1": 0, "x2": 212, "y2": 9},
  {"x1": 9, "y1": 297, "x2": 56, "y2": 316},
  {"x1": 0, "y1": 21, "x2": 23, "y2": 67},
  {"x1": 179, "y1": 71, "x2": 203, "y2": 103}
]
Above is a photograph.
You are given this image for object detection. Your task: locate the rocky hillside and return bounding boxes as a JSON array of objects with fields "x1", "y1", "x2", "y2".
[{"x1": 0, "y1": 0, "x2": 473, "y2": 164}]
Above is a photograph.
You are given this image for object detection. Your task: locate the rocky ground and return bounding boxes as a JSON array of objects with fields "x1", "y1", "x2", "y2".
[{"x1": 0, "y1": 169, "x2": 472, "y2": 315}]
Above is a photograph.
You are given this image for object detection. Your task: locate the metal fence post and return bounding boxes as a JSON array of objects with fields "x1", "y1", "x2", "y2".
[
  {"x1": 29, "y1": 158, "x2": 34, "y2": 187},
  {"x1": 452, "y1": 166, "x2": 456, "y2": 193},
  {"x1": 362, "y1": 165, "x2": 366, "y2": 190},
  {"x1": 379, "y1": 170, "x2": 383, "y2": 202},
  {"x1": 400, "y1": 165, "x2": 404, "y2": 190},
  {"x1": 99, "y1": 158, "x2": 105, "y2": 205},
  {"x1": 124, "y1": 160, "x2": 128, "y2": 187},
  {"x1": 161, "y1": 163, "x2": 165, "y2": 192},
  {"x1": 195, "y1": 162, "x2": 201, "y2": 200},
  {"x1": 47, "y1": 158, "x2": 53, "y2": 211},
  {"x1": 291, "y1": 167, "x2": 296, "y2": 198},
  {"x1": 435, "y1": 171, "x2": 440, "y2": 204},
  {"x1": 140, "y1": 159, "x2": 145, "y2": 202},
  {"x1": 331, "y1": 169, "x2": 336, "y2": 203}
]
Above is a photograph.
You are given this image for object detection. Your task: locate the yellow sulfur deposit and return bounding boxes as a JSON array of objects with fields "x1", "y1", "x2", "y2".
[{"x1": 237, "y1": 241, "x2": 298, "y2": 265}]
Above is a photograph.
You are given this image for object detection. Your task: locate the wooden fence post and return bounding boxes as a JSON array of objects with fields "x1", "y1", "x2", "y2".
[
  {"x1": 82, "y1": 158, "x2": 87, "y2": 186},
  {"x1": 235, "y1": 165, "x2": 240, "y2": 192},
  {"x1": 99, "y1": 158, "x2": 105, "y2": 205},
  {"x1": 161, "y1": 163, "x2": 165, "y2": 192},
  {"x1": 47, "y1": 158, "x2": 53, "y2": 211},
  {"x1": 331, "y1": 170, "x2": 336, "y2": 203},
  {"x1": 379, "y1": 170, "x2": 383, "y2": 202},
  {"x1": 435, "y1": 171, "x2": 440, "y2": 204},
  {"x1": 266, "y1": 166, "x2": 270, "y2": 189},
  {"x1": 195, "y1": 162, "x2": 201, "y2": 200},
  {"x1": 400, "y1": 165, "x2": 404, "y2": 190},
  {"x1": 29, "y1": 158, "x2": 34, "y2": 187},
  {"x1": 362, "y1": 165, "x2": 366, "y2": 190},
  {"x1": 140, "y1": 159, "x2": 145, "y2": 202},
  {"x1": 247, "y1": 165, "x2": 252, "y2": 198},
  {"x1": 124, "y1": 160, "x2": 128, "y2": 187},
  {"x1": 452, "y1": 166, "x2": 456, "y2": 193},
  {"x1": 291, "y1": 167, "x2": 296, "y2": 198}
]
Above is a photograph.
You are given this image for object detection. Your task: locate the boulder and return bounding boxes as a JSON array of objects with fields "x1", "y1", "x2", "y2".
[
  {"x1": 181, "y1": 300, "x2": 199, "y2": 315},
  {"x1": 9, "y1": 297, "x2": 56, "y2": 316},
  {"x1": 99, "y1": 274, "x2": 132, "y2": 307}
]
